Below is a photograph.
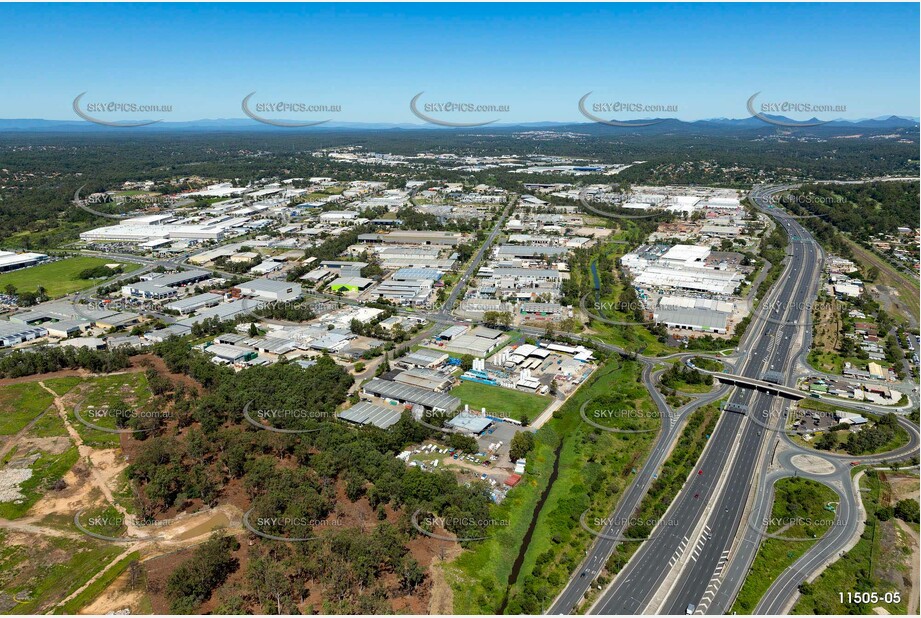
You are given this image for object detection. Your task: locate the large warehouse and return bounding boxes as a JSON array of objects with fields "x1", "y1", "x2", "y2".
[
  {"x1": 653, "y1": 296, "x2": 734, "y2": 334},
  {"x1": 622, "y1": 244, "x2": 744, "y2": 295},
  {"x1": 0, "y1": 251, "x2": 49, "y2": 273},
  {"x1": 362, "y1": 378, "x2": 461, "y2": 413},
  {"x1": 0, "y1": 321, "x2": 48, "y2": 347}
]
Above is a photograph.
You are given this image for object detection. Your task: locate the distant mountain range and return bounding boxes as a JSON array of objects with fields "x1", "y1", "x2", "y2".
[{"x1": 0, "y1": 115, "x2": 917, "y2": 133}]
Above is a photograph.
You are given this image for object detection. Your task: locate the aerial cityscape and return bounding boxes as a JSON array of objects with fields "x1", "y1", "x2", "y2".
[{"x1": 0, "y1": 2, "x2": 918, "y2": 617}]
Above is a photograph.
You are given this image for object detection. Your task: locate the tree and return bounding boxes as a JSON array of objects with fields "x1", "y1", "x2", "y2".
[
  {"x1": 894, "y1": 498, "x2": 920, "y2": 523},
  {"x1": 815, "y1": 432, "x2": 839, "y2": 451},
  {"x1": 460, "y1": 354, "x2": 474, "y2": 372},
  {"x1": 248, "y1": 322, "x2": 258, "y2": 337},
  {"x1": 509, "y1": 431, "x2": 535, "y2": 461}
]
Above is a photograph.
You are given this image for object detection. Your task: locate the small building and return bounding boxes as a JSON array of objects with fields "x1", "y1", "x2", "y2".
[
  {"x1": 205, "y1": 343, "x2": 257, "y2": 363},
  {"x1": 867, "y1": 362, "x2": 886, "y2": 380},
  {"x1": 400, "y1": 348, "x2": 449, "y2": 369},
  {"x1": 45, "y1": 320, "x2": 89, "y2": 339},
  {"x1": 0, "y1": 321, "x2": 48, "y2": 347},
  {"x1": 329, "y1": 277, "x2": 373, "y2": 292},
  {"x1": 446, "y1": 412, "x2": 492, "y2": 435},
  {"x1": 393, "y1": 368, "x2": 454, "y2": 392}
]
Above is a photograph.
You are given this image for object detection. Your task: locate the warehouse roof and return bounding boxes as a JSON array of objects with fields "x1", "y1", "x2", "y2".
[
  {"x1": 165, "y1": 292, "x2": 222, "y2": 311},
  {"x1": 237, "y1": 278, "x2": 297, "y2": 293},
  {"x1": 446, "y1": 412, "x2": 492, "y2": 434},
  {"x1": 363, "y1": 378, "x2": 460, "y2": 412},
  {"x1": 339, "y1": 400, "x2": 403, "y2": 429},
  {"x1": 402, "y1": 349, "x2": 449, "y2": 367}
]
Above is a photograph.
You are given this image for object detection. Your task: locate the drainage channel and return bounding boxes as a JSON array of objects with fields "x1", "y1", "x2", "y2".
[{"x1": 497, "y1": 440, "x2": 564, "y2": 613}]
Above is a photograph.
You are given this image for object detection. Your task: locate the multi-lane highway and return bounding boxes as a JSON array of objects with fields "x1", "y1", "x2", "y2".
[{"x1": 580, "y1": 185, "x2": 829, "y2": 615}]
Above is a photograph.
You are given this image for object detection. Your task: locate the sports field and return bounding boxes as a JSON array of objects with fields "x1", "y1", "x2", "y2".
[
  {"x1": 0, "y1": 257, "x2": 139, "y2": 298},
  {"x1": 451, "y1": 380, "x2": 551, "y2": 423}
]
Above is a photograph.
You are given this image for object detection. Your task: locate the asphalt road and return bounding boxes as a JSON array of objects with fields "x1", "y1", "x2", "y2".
[
  {"x1": 547, "y1": 186, "x2": 793, "y2": 613},
  {"x1": 585, "y1": 185, "x2": 825, "y2": 615}
]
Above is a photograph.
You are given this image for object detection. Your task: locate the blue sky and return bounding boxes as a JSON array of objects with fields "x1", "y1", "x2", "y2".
[{"x1": 0, "y1": 2, "x2": 918, "y2": 123}]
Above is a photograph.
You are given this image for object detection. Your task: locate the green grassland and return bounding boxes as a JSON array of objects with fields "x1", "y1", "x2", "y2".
[
  {"x1": 0, "y1": 529, "x2": 125, "y2": 614},
  {"x1": 41, "y1": 376, "x2": 85, "y2": 397},
  {"x1": 54, "y1": 551, "x2": 141, "y2": 615},
  {"x1": 0, "y1": 257, "x2": 139, "y2": 298},
  {"x1": 0, "y1": 382, "x2": 55, "y2": 435},
  {"x1": 68, "y1": 372, "x2": 152, "y2": 448},
  {"x1": 731, "y1": 477, "x2": 838, "y2": 613},
  {"x1": 451, "y1": 381, "x2": 551, "y2": 424},
  {"x1": 446, "y1": 357, "x2": 661, "y2": 614}
]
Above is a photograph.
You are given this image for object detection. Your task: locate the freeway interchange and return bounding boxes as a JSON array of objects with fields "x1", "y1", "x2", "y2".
[{"x1": 547, "y1": 185, "x2": 920, "y2": 615}]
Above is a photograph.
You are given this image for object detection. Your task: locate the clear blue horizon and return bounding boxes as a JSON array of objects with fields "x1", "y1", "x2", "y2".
[{"x1": 0, "y1": 2, "x2": 918, "y2": 123}]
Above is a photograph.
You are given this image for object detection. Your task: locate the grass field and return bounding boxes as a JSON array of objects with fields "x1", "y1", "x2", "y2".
[
  {"x1": 54, "y1": 551, "x2": 141, "y2": 615},
  {"x1": 692, "y1": 357, "x2": 724, "y2": 372},
  {"x1": 446, "y1": 358, "x2": 662, "y2": 614},
  {"x1": 0, "y1": 530, "x2": 124, "y2": 614},
  {"x1": 451, "y1": 381, "x2": 551, "y2": 424},
  {"x1": 731, "y1": 477, "x2": 838, "y2": 614},
  {"x1": 0, "y1": 382, "x2": 55, "y2": 435},
  {"x1": 0, "y1": 257, "x2": 139, "y2": 298},
  {"x1": 69, "y1": 372, "x2": 152, "y2": 448}
]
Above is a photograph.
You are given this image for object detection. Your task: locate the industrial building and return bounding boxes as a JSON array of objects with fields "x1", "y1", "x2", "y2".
[
  {"x1": 330, "y1": 277, "x2": 373, "y2": 292},
  {"x1": 0, "y1": 251, "x2": 49, "y2": 273},
  {"x1": 164, "y1": 292, "x2": 223, "y2": 315},
  {"x1": 446, "y1": 412, "x2": 493, "y2": 435},
  {"x1": 495, "y1": 245, "x2": 568, "y2": 259},
  {"x1": 362, "y1": 378, "x2": 461, "y2": 413},
  {"x1": 338, "y1": 401, "x2": 403, "y2": 429},
  {"x1": 122, "y1": 269, "x2": 210, "y2": 299},
  {"x1": 400, "y1": 348, "x2": 449, "y2": 369},
  {"x1": 653, "y1": 296, "x2": 734, "y2": 334},
  {"x1": 234, "y1": 278, "x2": 302, "y2": 302},
  {"x1": 358, "y1": 230, "x2": 464, "y2": 246},
  {"x1": 392, "y1": 368, "x2": 454, "y2": 392},
  {"x1": 0, "y1": 321, "x2": 48, "y2": 347},
  {"x1": 622, "y1": 244, "x2": 743, "y2": 295}
]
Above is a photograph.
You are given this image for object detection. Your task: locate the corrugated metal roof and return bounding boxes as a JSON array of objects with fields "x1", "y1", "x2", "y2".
[
  {"x1": 339, "y1": 400, "x2": 402, "y2": 429},
  {"x1": 363, "y1": 378, "x2": 460, "y2": 412}
]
